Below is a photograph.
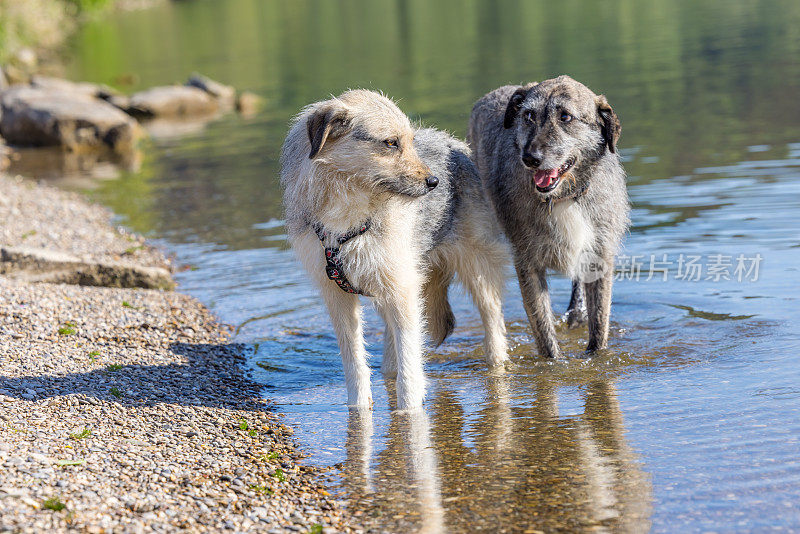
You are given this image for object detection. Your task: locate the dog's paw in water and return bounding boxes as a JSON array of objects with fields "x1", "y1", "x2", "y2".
[{"x1": 565, "y1": 305, "x2": 588, "y2": 329}]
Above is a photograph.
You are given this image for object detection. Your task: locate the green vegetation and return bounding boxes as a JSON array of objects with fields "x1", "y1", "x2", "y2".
[
  {"x1": 109, "y1": 387, "x2": 122, "y2": 398},
  {"x1": 248, "y1": 484, "x2": 273, "y2": 495},
  {"x1": 68, "y1": 427, "x2": 91, "y2": 440},
  {"x1": 64, "y1": 0, "x2": 115, "y2": 13},
  {"x1": 107, "y1": 363, "x2": 123, "y2": 371},
  {"x1": 0, "y1": 0, "x2": 122, "y2": 64},
  {"x1": 0, "y1": 0, "x2": 68, "y2": 63},
  {"x1": 56, "y1": 459, "x2": 86, "y2": 466},
  {"x1": 238, "y1": 418, "x2": 257, "y2": 437},
  {"x1": 42, "y1": 497, "x2": 66, "y2": 511},
  {"x1": 57, "y1": 322, "x2": 77, "y2": 336},
  {"x1": 309, "y1": 525, "x2": 323, "y2": 534},
  {"x1": 271, "y1": 468, "x2": 286, "y2": 482}
]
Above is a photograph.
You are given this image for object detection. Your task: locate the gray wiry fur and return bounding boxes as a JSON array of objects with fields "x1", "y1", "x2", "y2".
[
  {"x1": 281, "y1": 90, "x2": 508, "y2": 410},
  {"x1": 468, "y1": 76, "x2": 630, "y2": 358}
]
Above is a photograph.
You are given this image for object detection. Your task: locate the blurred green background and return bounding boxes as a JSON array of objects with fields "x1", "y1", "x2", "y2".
[{"x1": 41, "y1": 0, "x2": 800, "y2": 248}]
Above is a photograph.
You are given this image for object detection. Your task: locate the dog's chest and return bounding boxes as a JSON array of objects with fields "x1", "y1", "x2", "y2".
[{"x1": 544, "y1": 201, "x2": 595, "y2": 272}]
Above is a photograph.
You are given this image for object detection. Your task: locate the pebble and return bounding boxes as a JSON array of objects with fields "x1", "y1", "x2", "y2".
[{"x1": 0, "y1": 175, "x2": 354, "y2": 533}]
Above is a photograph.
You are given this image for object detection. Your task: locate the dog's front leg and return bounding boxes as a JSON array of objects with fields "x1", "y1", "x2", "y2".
[
  {"x1": 585, "y1": 264, "x2": 614, "y2": 352},
  {"x1": 376, "y1": 305, "x2": 398, "y2": 378},
  {"x1": 320, "y1": 283, "x2": 372, "y2": 407},
  {"x1": 515, "y1": 260, "x2": 560, "y2": 359},
  {"x1": 382, "y1": 284, "x2": 426, "y2": 410}
]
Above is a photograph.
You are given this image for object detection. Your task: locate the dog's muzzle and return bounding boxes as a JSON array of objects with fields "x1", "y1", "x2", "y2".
[{"x1": 524, "y1": 156, "x2": 576, "y2": 193}]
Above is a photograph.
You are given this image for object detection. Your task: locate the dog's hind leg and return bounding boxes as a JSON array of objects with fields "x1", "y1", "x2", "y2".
[
  {"x1": 457, "y1": 245, "x2": 509, "y2": 367},
  {"x1": 515, "y1": 259, "x2": 560, "y2": 359},
  {"x1": 565, "y1": 279, "x2": 588, "y2": 328},
  {"x1": 422, "y1": 264, "x2": 455, "y2": 347},
  {"x1": 585, "y1": 265, "x2": 614, "y2": 352},
  {"x1": 382, "y1": 282, "x2": 427, "y2": 410},
  {"x1": 320, "y1": 282, "x2": 373, "y2": 407}
]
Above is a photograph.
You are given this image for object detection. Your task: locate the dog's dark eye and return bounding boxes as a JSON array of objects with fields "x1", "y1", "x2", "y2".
[
  {"x1": 524, "y1": 110, "x2": 535, "y2": 123},
  {"x1": 383, "y1": 138, "x2": 399, "y2": 149},
  {"x1": 560, "y1": 111, "x2": 573, "y2": 123}
]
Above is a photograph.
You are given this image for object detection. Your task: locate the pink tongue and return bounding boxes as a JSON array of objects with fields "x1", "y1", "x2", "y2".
[{"x1": 534, "y1": 169, "x2": 559, "y2": 188}]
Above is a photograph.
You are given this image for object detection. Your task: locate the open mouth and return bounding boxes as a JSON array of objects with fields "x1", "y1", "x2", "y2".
[{"x1": 533, "y1": 157, "x2": 576, "y2": 193}]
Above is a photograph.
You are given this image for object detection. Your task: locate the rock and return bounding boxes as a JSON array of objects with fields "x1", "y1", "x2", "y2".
[
  {"x1": 0, "y1": 140, "x2": 10, "y2": 172},
  {"x1": 185, "y1": 74, "x2": 235, "y2": 108},
  {"x1": 236, "y1": 92, "x2": 263, "y2": 117},
  {"x1": 127, "y1": 86, "x2": 218, "y2": 119},
  {"x1": 30, "y1": 76, "x2": 118, "y2": 100},
  {"x1": 102, "y1": 94, "x2": 132, "y2": 113},
  {"x1": 0, "y1": 86, "x2": 142, "y2": 154},
  {"x1": 0, "y1": 246, "x2": 174, "y2": 290}
]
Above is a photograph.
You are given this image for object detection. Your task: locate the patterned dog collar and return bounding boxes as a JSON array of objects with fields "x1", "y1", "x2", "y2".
[{"x1": 311, "y1": 220, "x2": 372, "y2": 295}]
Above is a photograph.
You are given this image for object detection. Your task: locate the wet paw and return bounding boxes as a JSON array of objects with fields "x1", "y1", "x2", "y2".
[{"x1": 565, "y1": 306, "x2": 587, "y2": 328}]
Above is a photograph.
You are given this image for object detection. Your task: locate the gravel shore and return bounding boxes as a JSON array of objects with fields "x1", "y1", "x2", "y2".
[{"x1": 0, "y1": 175, "x2": 351, "y2": 533}]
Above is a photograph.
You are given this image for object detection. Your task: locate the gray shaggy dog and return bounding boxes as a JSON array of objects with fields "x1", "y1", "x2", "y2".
[
  {"x1": 282, "y1": 90, "x2": 508, "y2": 410},
  {"x1": 468, "y1": 75, "x2": 630, "y2": 358}
]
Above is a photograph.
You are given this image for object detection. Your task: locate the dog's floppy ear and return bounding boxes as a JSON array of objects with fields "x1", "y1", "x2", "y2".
[
  {"x1": 307, "y1": 102, "x2": 349, "y2": 159},
  {"x1": 596, "y1": 95, "x2": 621, "y2": 154},
  {"x1": 503, "y1": 87, "x2": 529, "y2": 129}
]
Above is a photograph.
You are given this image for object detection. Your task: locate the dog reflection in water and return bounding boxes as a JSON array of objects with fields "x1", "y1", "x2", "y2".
[
  {"x1": 344, "y1": 391, "x2": 444, "y2": 534},
  {"x1": 338, "y1": 379, "x2": 652, "y2": 533}
]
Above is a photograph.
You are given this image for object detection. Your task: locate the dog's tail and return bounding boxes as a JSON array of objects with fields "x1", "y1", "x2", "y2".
[{"x1": 424, "y1": 265, "x2": 456, "y2": 346}]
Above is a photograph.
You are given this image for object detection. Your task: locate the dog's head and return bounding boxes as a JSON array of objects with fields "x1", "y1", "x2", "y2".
[
  {"x1": 305, "y1": 90, "x2": 437, "y2": 198},
  {"x1": 503, "y1": 75, "x2": 620, "y2": 197}
]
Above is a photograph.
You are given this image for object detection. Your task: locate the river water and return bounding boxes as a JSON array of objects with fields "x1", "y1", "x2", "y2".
[{"x1": 24, "y1": 0, "x2": 800, "y2": 531}]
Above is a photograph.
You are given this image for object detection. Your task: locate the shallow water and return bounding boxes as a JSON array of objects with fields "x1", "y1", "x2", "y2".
[{"x1": 27, "y1": 0, "x2": 800, "y2": 531}]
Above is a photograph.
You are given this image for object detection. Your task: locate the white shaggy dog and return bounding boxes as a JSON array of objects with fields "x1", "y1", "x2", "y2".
[{"x1": 281, "y1": 90, "x2": 508, "y2": 410}]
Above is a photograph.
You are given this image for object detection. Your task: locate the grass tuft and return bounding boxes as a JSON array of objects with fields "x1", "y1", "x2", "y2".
[
  {"x1": 57, "y1": 322, "x2": 77, "y2": 336},
  {"x1": 68, "y1": 427, "x2": 91, "y2": 440},
  {"x1": 249, "y1": 484, "x2": 273, "y2": 495},
  {"x1": 43, "y1": 497, "x2": 66, "y2": 511}
]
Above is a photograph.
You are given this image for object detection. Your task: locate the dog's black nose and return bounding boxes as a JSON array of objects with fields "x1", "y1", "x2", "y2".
[
  {"x1": 425, "y1": 176, "x2": 439, "y2": 189},
  {"x1": 522, "y1": 153, "x2": 542, "y2": 168}
]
